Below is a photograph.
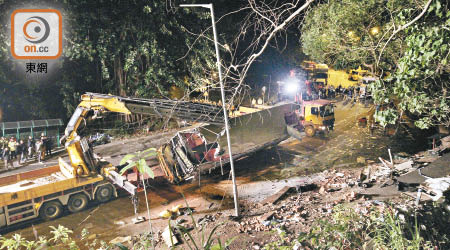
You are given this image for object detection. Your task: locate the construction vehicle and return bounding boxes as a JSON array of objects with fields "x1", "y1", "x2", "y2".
[
  {"x1": 300, "y1": 61, "x2": 328, "y2": 87},
  {"x1": 0, "y1": 92, "x2": 309, "y2": 229},
  {"x1": 277, "y1": 69, "x2": 336, "y2": 138},
  {"x1": 300, "y1": 61, "x2": 364, "y2": 89},
  {"x1": 311, "y1": 64, "x2": 328, "y2": 86},
  {"x1": 296, "y1": 99, "x2": 335, "y2": 137},
  {"x1": 348, "y1": 67, "x2": 371, "y2": 81},
  {"x1": 282, "y1": 98, "x2": 335, "y2": 138},
  {"x1": 0, "y1": 92, "x2": 225, "y2": 229}
]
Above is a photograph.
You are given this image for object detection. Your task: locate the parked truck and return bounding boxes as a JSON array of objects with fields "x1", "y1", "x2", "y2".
[
  {"x1": 300, "y1": 61, "x2": 328, "y2": 87},
  {"x1": 300, "y1": 61, "x2": 363, "y2": 89},
  {"x1": 276, "y1": 69, "x2": 336, "y2": 138}
]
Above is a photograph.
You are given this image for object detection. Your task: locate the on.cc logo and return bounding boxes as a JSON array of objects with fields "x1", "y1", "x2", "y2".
[
  {"x1": 11, "y1": 9, "x2": 62, "y2": 59},
  {"x1": 23, "y1": 16, "x2": 50, "y2": 44}
]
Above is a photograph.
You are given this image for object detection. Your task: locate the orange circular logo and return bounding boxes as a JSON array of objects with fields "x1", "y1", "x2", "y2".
[{"x1": 23, "y1": 16, "x2": 50, "y2": 43}]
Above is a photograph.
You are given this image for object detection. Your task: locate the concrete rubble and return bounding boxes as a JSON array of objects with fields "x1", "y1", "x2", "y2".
[
  {"x1": 191, "y1": 140, "x2": 449, "y2": 242},
  {"x1": 360, "y1": 140, "x2": 450, "y2": 205},
  {"x1": 225, "y1": 169, "x2": 364, "y2": 235},
  {"x1": 157, "y1": 144, "x2": 448, "y2": 246},
  {"x1": 162, "y1": 226, "x2": 178, "y2": 247},
  {"x1": 129, "y1": 135, "x2": 449, "y2": 248}
]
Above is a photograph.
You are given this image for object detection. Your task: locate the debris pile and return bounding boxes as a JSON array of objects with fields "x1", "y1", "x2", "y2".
[
  {"x1": 150, "y1": 136, "x2": 449, "y2": 248},
  {"x1": 357, "y1": 138, "x2": 450, "y2": 205},
  {"x1": 232, "y1": 169, "x2": 363, "y2": 235},
  {"x1": 228, "y1": 143, "x2": 449, "y2": 243}
]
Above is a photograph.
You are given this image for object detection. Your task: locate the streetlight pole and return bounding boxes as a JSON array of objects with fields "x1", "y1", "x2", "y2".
[{"x1": 180, "y1": 3, "x2": 239, "y2": 217}]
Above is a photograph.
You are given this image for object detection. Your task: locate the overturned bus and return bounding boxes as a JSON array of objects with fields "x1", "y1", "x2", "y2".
[{"x1": 158, "y1": 103, "x2": 303, "y2": 183}]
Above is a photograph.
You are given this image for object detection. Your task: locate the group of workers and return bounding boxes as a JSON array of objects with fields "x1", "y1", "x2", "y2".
[
  {"x1": 0, "y1": 133, "x2": 53, "y2": 170},
  {"x1": 338, "y1": 85, "x2": 367, "y2": 103},
  {"x1": 308, "y1": 83, "x2": 367, "y2": 100}
]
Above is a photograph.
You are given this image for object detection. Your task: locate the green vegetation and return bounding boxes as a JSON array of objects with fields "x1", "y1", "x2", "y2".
[
  {"x1": 0, "y1": 200, "x2": 231, "y2": 250},
  {"x1": 61, "y1": 1, "x2": 217, "y2": 111},
  {"x1": 0, "y1": 0, "x2": 220, "y2": 122},
  {"x1": 296, "y1": 205, "x2": 429, "y2": 249},
  {"x1": 262, "y1": 204, "x2": 446, "y2": 250},
  {"x1": 1, "y1": 225, "x2": 81, "y2": 250},
  {"x1": 119, "y1": 148, "x2": 156, "y2": 178},
  {"x1": 301, "y1": 0, "x2": 450, "y2": 129},
  {"x1": 301, "y1": 0, "x2": 421, "y2": 70},
  {"x1": 0, "y1": 225, "x2": 153, "y2": 249},
  {"x1": 120, "y1": 148, "x2": 157, "y2": 248},
  {"x1": 0, "y1": 203, "x2": 447, "y2": 249},
  {"x1": 370, "y1": 0, "x2": 450, "y2": 128}
]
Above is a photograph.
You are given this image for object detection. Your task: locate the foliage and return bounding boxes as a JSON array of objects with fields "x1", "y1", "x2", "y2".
[
  {"x1": 62, "y1": 1, "x2": 217, "y2": 105},
  {"x1": 0, "y1": 225, "x2": 137, "y2": 249},
  {"x1": 49, "y1": 225, "x2": 77, "y2": 249},
  {"x1": 262, "y1": 227, "x2": 291, "y2": 250},
  {"x1": 128, "y1": 232, "x2": 153, "y2": 250},
  {"x1": 370, "y1": 0, "x2": 450, "y2": 128},
  {"x1": 119, "y1": 148, "x2": 157, "y2": 177},
  {"x1": 0, "y1": 0, "x2": 220, "y2": 122},
  {"x1": 302, "y1": 0, "x2": 449, "y2": 128},
  {"x1": 301, "y1": 0, "x2": 423, "y2": 71},
  {"x1": 1, "y1": 225, "x2": 78, "y2": 250},
  {"x1": 120, "y1": 148, "x2": 157, "y2": 249},
  {"x1": 294, "y1": 204, "x2": 434, "y2": 250}
]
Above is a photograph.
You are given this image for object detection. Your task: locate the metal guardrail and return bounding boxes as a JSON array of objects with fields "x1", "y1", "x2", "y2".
[
  {"x1": 1, "y1": 119, "x2": 64, "y2": 147},
  {"x1": 0, "y1": 119, "x2": 63, "y2": 130}
]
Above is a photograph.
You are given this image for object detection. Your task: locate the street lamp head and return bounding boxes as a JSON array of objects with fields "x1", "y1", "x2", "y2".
[{"x1": 179, "y1": 4, "x2": 212, "y2": 9}]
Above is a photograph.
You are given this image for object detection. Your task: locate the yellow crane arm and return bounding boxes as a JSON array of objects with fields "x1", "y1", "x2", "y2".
[
  {"x1": 61, "y1": 92, "x2": 224, "y2": 178},
  {"x1": 62, "y1": 94, "x2": 132, "y2": 178}
]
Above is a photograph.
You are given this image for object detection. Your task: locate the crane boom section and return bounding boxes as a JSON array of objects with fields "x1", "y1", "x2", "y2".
[{"x1": 63, "y1": 92, "x2": 224, "y2": 178}]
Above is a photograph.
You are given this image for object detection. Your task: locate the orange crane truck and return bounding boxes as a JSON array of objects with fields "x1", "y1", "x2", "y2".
[
  {"x1": 0, "y1": 92, "x2": 307, "y2": 229},
  {"x1": 0, "y1": 92, "x2": 224, "y2": 229}
]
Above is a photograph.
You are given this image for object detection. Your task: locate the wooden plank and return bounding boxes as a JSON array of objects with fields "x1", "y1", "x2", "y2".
[{"x1": 261, "y1": 186, "x2": 293, "y2": 205}]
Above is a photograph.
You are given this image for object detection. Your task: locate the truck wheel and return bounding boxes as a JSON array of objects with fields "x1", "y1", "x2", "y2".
[
  {"x1": 305, "y1": 126, "x2": 315, "y2": 137},
  {"x1": 40, "y1": 201, "x2": 63, "y2": 221},
  {"x1": 95, "y1": 184, "x2": 113, "y2": 203},
  {"x1": 68, "y1": 193, "x2": 89, "y2": 213}
]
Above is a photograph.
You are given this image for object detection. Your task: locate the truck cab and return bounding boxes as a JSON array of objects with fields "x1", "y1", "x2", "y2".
[
  {"x1": 297, "y1": 99, "x2": 335, "y2": 137},
  {"x1": 348, "y1": 67, "x2": 370, "y2": 81}
]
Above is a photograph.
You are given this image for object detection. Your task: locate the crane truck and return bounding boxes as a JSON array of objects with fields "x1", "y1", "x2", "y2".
[
  {"x1": 276, "y1": 69, "x2": 336, "y2": 138},
  {"x1": 0, "y1": 92, "x2": 225, "y2": 229},
  {"x1": 0, "y1": 92, "x2": 313, "y2": 229}
]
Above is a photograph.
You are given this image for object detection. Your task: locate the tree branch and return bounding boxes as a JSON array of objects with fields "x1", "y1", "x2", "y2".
[{"x1": 376, "y1": 0, "x2": 433, "y2": 69}]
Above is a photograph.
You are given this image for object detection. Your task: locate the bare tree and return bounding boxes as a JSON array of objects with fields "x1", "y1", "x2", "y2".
[
  {"x1": 224, "y1": 0, "x2": 315, "y2": 105},
  {"x1": 174, "y1": 0, "x2": 315, "y2": 107}
]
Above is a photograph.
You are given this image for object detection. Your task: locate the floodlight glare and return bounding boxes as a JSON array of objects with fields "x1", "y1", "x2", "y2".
[{"x1": 284, "y1": 81, "x2": 298, "y2": 94}]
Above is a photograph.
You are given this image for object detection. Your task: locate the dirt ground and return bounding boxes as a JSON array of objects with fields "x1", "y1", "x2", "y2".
[{"x1": 2, "y1": 99, "x2": 429, "y2": 249}]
